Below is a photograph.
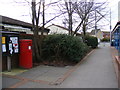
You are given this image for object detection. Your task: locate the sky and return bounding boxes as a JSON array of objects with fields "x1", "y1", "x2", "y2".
[{"x1": 0, "y1": 0, "x2": 120, "y2": 31}]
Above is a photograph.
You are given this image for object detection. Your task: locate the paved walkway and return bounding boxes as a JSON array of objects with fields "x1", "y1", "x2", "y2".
[
  {"x1": 2, "y1": 42, "x2": 118, "y2": 88},
  {"x1": 56, "y1": 43, "x2": 118, "y2": 88}
]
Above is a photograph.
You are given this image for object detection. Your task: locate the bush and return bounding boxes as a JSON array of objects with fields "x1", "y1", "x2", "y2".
[
  {"x1": 101, "y1": 38, "x2": 110, "y2": 42},
  {"x1": 85, "y1": 35, "x2": 98, "y2": 48},
  {"x1": 41, "y1": 34, "x2": 90, "y2": 63}
]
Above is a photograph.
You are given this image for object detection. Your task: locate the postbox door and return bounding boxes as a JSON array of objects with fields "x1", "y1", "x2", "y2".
[{"x1": 19, "y1": 40, "x2": 32, "y2": 69}]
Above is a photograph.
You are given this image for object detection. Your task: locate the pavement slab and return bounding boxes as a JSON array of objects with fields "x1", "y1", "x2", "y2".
[
  {"x1": 17, "y1": 81, "x2": 56, "y2": 88},
  {"x1": 18, "y1": 65, "x2": 72, "y2": 82},
  {"x1": 2, "y1": 76, "x2": 21, "y2": 88},
  {"x1": 56, "y1": 43, "x2": 118, "y2": 88}
]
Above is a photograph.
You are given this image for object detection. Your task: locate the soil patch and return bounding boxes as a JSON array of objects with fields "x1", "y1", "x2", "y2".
[{"x1": 33, "y1": 60, "x2": 77, "y2": 67}]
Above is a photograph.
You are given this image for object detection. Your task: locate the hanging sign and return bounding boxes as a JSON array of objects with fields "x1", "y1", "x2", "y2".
[
  {"x1": 2, "y1": 37, "x2": 6, "y2": 44},
  {"x1": 2, "y1": 44, "x2": 6, "y2": 52},
  {"x1": 10, "y1": 37, "x2": 19, "y2": 53},
  {"x1": 9, "y1": 43, "x2": 13, "y2": 54},
  {"x1": 2, "y1": 36, "x2": 7, "y2": 53}
]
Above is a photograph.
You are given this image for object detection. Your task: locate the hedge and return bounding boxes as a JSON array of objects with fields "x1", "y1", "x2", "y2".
[
  {"x1": 85, "y1": 35, "x2": 98, "y2": 48},
  {"x1": 41, "y1": 34, "x2": 90, "y2": 63},
  {"x1": 101, "y1": 38, "x2": 110, "y2": 42}
]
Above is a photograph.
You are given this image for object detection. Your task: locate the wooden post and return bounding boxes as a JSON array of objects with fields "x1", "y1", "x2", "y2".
[{"x1": 7, "y1": 56, "x2": 11, "y2": 72}]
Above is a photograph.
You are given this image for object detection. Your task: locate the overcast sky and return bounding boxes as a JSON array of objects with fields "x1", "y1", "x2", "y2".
[{"x1": 0, "y1": 0, "x2": 120, "y2": 31}]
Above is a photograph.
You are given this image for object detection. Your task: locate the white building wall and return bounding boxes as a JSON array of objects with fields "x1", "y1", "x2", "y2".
[
  {"x1": 118, "y1": 1, "x2": 120, "y2": 21},
  {"x1": 48, "y1": 25, "x2": 69, "y2": 35},
  {"x1": 38, "y1": 32, "x2": 48, "y2": 35},
  {"x1": 26, "y1": 31, "x2": 33, "y2": 34}
]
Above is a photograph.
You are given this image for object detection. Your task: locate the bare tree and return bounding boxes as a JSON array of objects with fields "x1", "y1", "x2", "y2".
[
  {"x1": 56, "y1": 0, "x2": 77, "y2": 35},
  {"x1": 57, "y1": 0, "x2": 109, "y2": 37},
  {"x1": 31, "y1": 0, "x2": 42, "y2": 62},
  {"x1": 31, "y1": 0, "x2": 66, "y2": 62},
  {"x1": 13, "y1": 0, "x2": 62, "y2": 62},
  {"x1": 74, "y1": 0, "x2": 109, "y2": 37},
  {"x1": 57, "y1": 0, "x2": 94, "y2": 36},
  {"x1": 73, "y1": 0, "x2": 94, "y2": 36}
]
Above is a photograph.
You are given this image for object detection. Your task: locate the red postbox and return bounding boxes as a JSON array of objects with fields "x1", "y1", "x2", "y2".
[{"x1": 19, "y1": 39, "x2": 32, "y2": 69}]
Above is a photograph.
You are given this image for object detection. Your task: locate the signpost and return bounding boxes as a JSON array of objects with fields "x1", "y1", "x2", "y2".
[
  {"x1": 2, "y1": 35, "x2": 19, "y2": 72},
  {"x1": 7, "y1": 56, "x2": 11, "y2": 72}
]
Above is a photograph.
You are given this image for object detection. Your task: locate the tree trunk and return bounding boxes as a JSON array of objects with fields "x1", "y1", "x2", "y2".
[
  {"x1": 82, "y1": 24, "x2": 86, "y2": 42},
  {"x1": 83, "y1": 24, "x2": 86, "y2": 37},
  {"x1": 32, "y1": 0, "x2": 41, "y2": 62}
]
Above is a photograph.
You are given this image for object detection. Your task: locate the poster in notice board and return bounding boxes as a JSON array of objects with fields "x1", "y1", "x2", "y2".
[
  {"x1": 10, "y1": 37, "x2": 19, "y2": 53},
  {"x1": 2, "y1": 37, "x2": 7, "y2": 53}
]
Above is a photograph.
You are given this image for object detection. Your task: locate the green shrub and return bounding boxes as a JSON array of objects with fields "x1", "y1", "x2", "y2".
[
  {"x1": 41, "y1": 34, "x2": 89, "y2": 63},
  {"x1": 101, "y1": 38, "x2": 110, "y2": 42},
  {"x1": 85, "y1": 35, "x2": 98, "y2": 48}
]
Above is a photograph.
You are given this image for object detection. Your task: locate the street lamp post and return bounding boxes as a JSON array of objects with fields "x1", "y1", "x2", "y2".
[
  {"x1": 110, "y1": 8, "x2": 112, "y2": 46},
  {"x1": 95, "y1": 9, "x2": 97, "y2": 36}
]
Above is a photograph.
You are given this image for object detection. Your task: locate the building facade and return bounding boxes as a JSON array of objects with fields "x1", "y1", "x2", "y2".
[
  {"x1": 111, "y1": 21, "x2": 120, "y2": 50},
  {"x1": 0, "y1": 15, "x2": 49, "y2": 35},
  {"x1": 102, "y1": 31, "x2": 110, "y2": 39},
  {"x1": 47, "y1": 24, "x2": 69, "y2": 35}
]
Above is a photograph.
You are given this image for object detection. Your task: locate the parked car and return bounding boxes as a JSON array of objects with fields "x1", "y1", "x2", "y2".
[{"x1": 111, "y1": 39, "x2": 115, "y2": 46}]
